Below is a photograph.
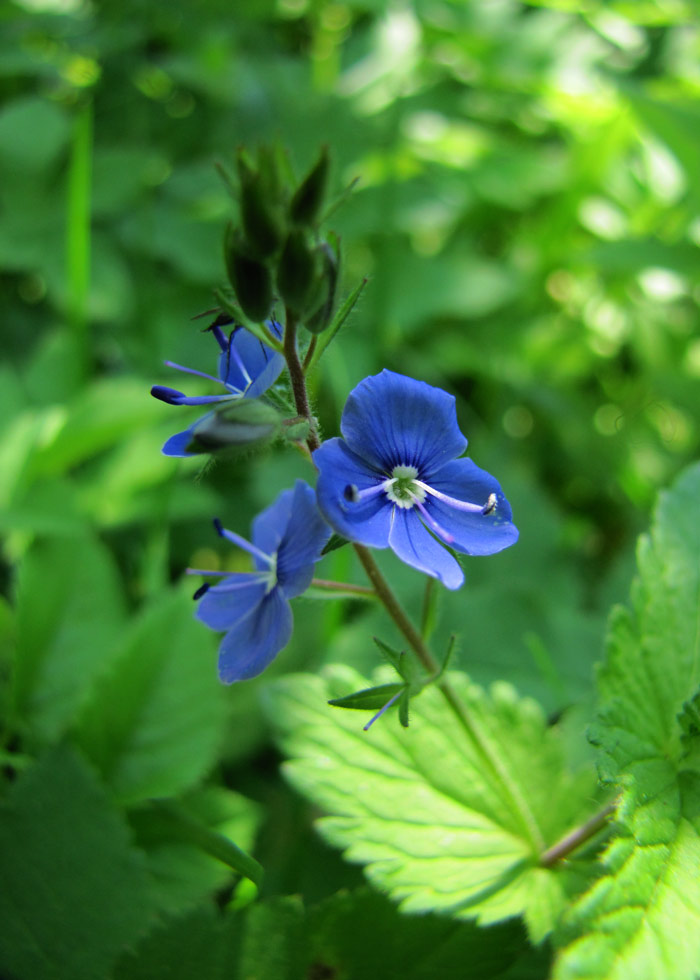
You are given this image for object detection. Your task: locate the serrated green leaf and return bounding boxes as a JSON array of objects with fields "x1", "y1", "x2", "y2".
[
  {"x1": 267, "y1": 665, "x2": 597, "y2": 930},
  {"x1": 73, "y1": 589, "x2": 226, "y2": 804},
  {"x1": 0, "y1": 745, "x2": 153, "y2": 980},
  {"x1": 554, "y1": 463, "x2": 700, "y2": 979},
  {"x1": 11, "y1": 532, "x2": 126, "y2": 743}
]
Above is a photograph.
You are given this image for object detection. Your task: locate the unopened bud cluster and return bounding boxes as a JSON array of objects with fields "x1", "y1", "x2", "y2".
[{"x1": 223, "y1": 145, "x2": 339, "y2": 333}]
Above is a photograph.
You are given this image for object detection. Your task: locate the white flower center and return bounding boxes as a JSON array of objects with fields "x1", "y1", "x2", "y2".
[{"x1": 385, "y1": 465, "x2": 425, "y2": 510}]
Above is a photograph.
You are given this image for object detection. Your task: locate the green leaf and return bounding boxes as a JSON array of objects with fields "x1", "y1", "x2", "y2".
[
  {"x1": 114, "y1": 906, "x2": 225, "y2": 980},
  {"x1": 73, "y1": 589, "x2": 226, "y2": 804},
  {"x1": 11, "y1": 532, "x2": 126, "y2": 742},
  {"x1": 267, "y1": 665, "x2": 598, "y2": 931},
  {"x1": 128, "y1": 787, "x2": 262, "y2": 916},
  {"x1": 554, "y1": 463, "x2": 700, "y2": 979},
  {"x1": 0, "y1": 745, "x2": 153, "y2": 980}
]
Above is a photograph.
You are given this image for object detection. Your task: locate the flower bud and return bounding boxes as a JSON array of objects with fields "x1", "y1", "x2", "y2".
[
  {"x1": 289, "y1": 145, "x2": 329, "y2": 228},
  {"x1": 305, "y1": 240, "x2": 340, "y2": 334},
  {"x1": 187, "y1": 398, "x2": 280, "y2": 455},
  {"x1": 223, "y1": 224, "x2": 274, "y2": 322},
  {"x1": 276, "y1": 228, "x2": 319, "y2": 316},
  {"x1": 237, "y1": 152, "x2": 285, "y2": 259}
]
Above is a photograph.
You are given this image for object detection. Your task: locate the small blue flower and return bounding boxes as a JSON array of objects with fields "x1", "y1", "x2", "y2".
[
  {"x1": 151, "y1": 318, "x2": 284, "y2": 456},
  {"x1": 313, "y1": 370, "x2": 518, "y2": 590},
  {"x1": 193, "y1": 480, "x2": 331, "y2": 683}
]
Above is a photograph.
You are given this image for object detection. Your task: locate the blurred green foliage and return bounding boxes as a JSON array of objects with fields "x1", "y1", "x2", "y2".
[{"x1": 1, "y1": 0, "x2": 699, "y2": 976}]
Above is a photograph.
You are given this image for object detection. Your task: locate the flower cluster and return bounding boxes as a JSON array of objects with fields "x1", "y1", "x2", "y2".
[
  {"x1": 314, "y1": 370, "x2": 518, "y2": 590},
  {"x1": 151, "y1": 316, "x2": 283, "y2": 456},
  {"x1": 156, "y1": 326, "x2": 518, "y2": 682},
  {"x1": 194, "y1": 480, "x2": 330, "y2": 682}
]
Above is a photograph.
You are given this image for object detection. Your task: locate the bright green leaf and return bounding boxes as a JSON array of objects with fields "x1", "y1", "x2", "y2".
[
  {"x1": 268, "y1": 665, "x2": 598, "y2": 930},
  {"x1": 554, "y1": 463, "x2": 700, "y2": 979}
]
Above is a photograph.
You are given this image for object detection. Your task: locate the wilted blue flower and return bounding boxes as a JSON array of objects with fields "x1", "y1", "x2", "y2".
[
  {"x1": 193, "y1": 480, "x2": 331, "y2": 683},
  {"x1": 314, "y1": 370, "x2": 518, "y2": 590},
  {"x1": 151, "y1": 318, "x2": 284, "y2": 456}
]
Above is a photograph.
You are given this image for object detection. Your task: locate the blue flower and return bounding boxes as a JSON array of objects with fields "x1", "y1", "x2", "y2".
[
  {"x1": 193, "y1": 480, "x2": 331, "y2": 683},
  {"x1": 151, "y1": 317, "x2": 284, "y2": 456},
  {"x1": 313, "y1": 370, "x2": 518, "y2": 590}
]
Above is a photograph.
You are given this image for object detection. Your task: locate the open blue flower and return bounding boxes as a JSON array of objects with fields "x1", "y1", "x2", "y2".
[
  {"x1": 192, "y1": 480, "x2": 331, "y2": 683},
  {"x1": 313, "y1": 370, "x2": 518, "y2": 590},
  {"x1": 151, "y1": 317, "x2": 284, "y2": 456}
]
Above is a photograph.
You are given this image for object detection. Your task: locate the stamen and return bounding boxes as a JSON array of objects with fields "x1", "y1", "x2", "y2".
[
  {"x1": 413, "y1": 481, "x2": 489, "y2": 515},
  {"x1": 224, "y1": 332, "x2": 253, "y2": 390},
  {"x1": 482, "y1": 492, "x2": 498, "y2": 515},
  {"x1": 212, "y1": 518, "x2": 275, "y2": 567},
  {"x1": 187, "y1": 568, "x2": 271, "y2": 591},
  {"x1": 165, "y1": 361, "x2": 224, "y2": 386},
  {"x1": 364, "y1": 688, "x2": 404, "y2": 731},
  {"x1": 344, "y1": 480, "x2": 394, "y2": 504},
  {"x1": 210, "y1": 324, "x2": 229, "y2": 351},
  {"x1": 410, "y1": 495, "x2": 455, "y2": 545},
  {"x1": 192, "y1": 583, "x2": 210, "y2": 600}
]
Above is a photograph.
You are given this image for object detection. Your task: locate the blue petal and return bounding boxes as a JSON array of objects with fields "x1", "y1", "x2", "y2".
[
  {"x1": 388, "y1": 508, "x2": 465, "y2": 591},
  {"x1": 276, "y1": 481, "x2": 331, "y2": 598},
  {"x1": 217, "y1": 587, "x2": 293, "y2": 683},
  {"x1": 427, "y1": 458, "x2": 519, "y2": 556},
  {"x1": 219, "y1": 324, "x2": 284, "y2": 397},
  {"x1": 161, "y1": 419, "x2": 206, "y2": 457},
  {"x1": 314, "y1": 438, "x2": 392, "y2": 548},
  {"x1": 196, "y1": 573, "x2": 269, "y2": 630},
  {"x1": 251, "y1": 486, "x2": 295, "y2": 566},
  {"x1": 340, "y1": 370, "x2": 467, "y2": 474}
]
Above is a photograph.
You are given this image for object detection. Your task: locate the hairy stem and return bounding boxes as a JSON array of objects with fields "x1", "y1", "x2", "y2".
[
  {"x1": 353, "y1": 544, "x2": 545, "y2": 853},
  {"x1": 539, "y1": 801, "x2": 617, "y2": 868},
  {"x1": 284, "y1": 307, "x2": 320, "y2": 452},
  {"x1": 302, "y1": 336, "x2": 317, "y2": 372},
  {"x1": 311, "y1": 577, "x2": 376, "y2": 598}
]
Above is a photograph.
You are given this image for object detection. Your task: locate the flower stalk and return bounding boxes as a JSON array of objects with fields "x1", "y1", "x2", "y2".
[
  {"x1": 283, "y1": 307, "x2": 320, "y2": 452},
  {"x1": 353, "y1": 544, "x2": 545, "y2": 854}
]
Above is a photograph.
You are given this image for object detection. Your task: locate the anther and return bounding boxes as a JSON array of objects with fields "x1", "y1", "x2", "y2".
[
  {"x1": 482, "y1": 493, "x2": 497, "y2": 516},
  {"x1": 344, "y1": 484, "x2": 359, "y2": 502},
  {"x1": 193, "y1": 583, "x2": 210, "y2": 600}
]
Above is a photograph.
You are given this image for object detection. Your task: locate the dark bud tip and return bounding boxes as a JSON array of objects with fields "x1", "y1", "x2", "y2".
[
  {"x1": 193, "y1": 583, "x2": 210, "y2": 601},
  {"x1": 213, "y1": 517, "x2": 224, "y2": 537},
  {"x1": 290, "y1": 145, "x2": 330, "y2": 227},
  {"x1": 151, "y1": 385, "x2": 185, "y2": 404}
]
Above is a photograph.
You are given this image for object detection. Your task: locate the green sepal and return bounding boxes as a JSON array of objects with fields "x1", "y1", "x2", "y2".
[
  {"x1": 305, "y1": 277, "x2": 368, "y2": 375},
  {"x1": 372, "y1": 636, "x2": 404, "y2": 674},
  {"x1": 328, "y1": 682, "x2": 406, "y2": 711},
  {"x1": 237, "y1": 151, "x2": 285, "y2": 260},
  {"x1": 289, "y1": 144, "x2": 329, "y2": 227},
  {"x1": 282, "y1": 417, "x2": 310, "y2": 444},
  {"x1": 321, "y1": 533, "x2": 349, "y2": 556},
  {"x1": 304, "y1": 239, "x2": 340, "y2": 335},
  {"x1": 433, "y1": 634, "x2": 457, "y2": 684},
  {"x1": 276, "y1": 228, "x2": 318, "y2": 316},
  {"x1": 186, "y1": 398, "x2": 280, "y2": 455},
  {"x1": 223, "y1": 225, "x2": 274, "y2": 323},
  {"x1": 398, "y1": 688, "x2": 411, "y2": 728},
  {"x1": 214, "y1": 289, "x2": 283, "y2": 352}
]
